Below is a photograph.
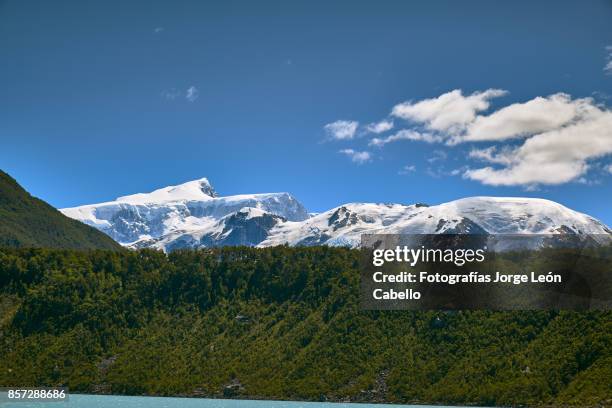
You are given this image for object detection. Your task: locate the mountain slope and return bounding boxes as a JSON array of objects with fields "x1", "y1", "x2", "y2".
[
  {"x1": 0, "y1": 170, "x2": 122, "y2": 250},
  {"x1": 61, "y1": 178, "x2": 611, "y2": 251}
]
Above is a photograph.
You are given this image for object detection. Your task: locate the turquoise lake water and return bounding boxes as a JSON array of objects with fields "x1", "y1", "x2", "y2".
[{"x1": 0, "y1": 394, "x2": 476, "y2": 408}]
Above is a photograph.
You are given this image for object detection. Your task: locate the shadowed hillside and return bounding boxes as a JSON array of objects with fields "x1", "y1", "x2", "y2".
[{"x1": 0, "y1": 170, "x2": 121, "y2": 250}]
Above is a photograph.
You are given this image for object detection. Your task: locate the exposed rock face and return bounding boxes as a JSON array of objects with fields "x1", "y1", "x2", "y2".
[
  {"x1": 223, "y1": 378, "x2": 245, "y2": 398},
  {"x1": 200, "y1": 208, "x2": 286, "y2": 247}
]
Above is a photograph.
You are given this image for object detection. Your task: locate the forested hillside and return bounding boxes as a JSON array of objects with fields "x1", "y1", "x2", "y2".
[
  {"x1": 0, "y1": 170, "x2": 121, "y2": 250},
  {"x1": 0, "y1": 247, "x2": 610, "y2": 407}
]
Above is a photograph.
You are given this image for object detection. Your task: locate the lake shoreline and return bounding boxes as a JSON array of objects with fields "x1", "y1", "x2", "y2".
[
  {"x1": 62, "y1": 391, "x2": 591, "y2": 408},
  {"x1": 73, "y1": 390, "x2": 455, "y2": 406},
  {"x1": 1, "y1": 392, "x2": 487, "y2": 408}
]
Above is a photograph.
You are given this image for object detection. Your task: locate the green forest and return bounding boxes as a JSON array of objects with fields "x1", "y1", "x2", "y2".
[{"x1": 0, "y1": 246, "x2": 610, "y2": 407}]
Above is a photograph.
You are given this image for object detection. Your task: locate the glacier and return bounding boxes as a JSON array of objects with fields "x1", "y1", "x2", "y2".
[{"x1": 60, "y1": 178, "x2": 612, "y2": 251}]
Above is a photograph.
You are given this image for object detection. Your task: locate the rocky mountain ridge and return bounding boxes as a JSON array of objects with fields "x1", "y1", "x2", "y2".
[{"x1": 60, "y1": 178, "x2": 612, "y2": 251}]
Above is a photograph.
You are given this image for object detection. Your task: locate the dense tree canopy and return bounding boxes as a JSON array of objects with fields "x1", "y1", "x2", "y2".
[{"x1": 0, "y1": 246, "x2": 610, "y2": 407}]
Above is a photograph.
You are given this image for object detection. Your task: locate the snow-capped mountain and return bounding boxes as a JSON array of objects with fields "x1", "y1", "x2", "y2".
[
  {"x1": 60, "y1": 178, "x2": 308, "y2": 248},
  {"x1": 61, "y1": 178, "x2": 611, "y2": 251}
]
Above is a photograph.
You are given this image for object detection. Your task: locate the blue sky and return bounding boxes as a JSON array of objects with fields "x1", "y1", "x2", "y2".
[{"x1": 1, "y1": 0, "x2": 612, "y2": 224}]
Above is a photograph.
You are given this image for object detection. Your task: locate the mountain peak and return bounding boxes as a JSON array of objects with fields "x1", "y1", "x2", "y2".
[{"x1": 116, "y1": 177, "x2": 217, "y2": 204}]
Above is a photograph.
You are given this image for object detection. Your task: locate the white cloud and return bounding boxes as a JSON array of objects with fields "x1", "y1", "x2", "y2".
[
  {"x1": 162, "y1": 86, "x2": 200, "y2": 102},
  {"x1": 606, "y1": 163, "x2": 612, "y2": 174},
  {"x1": 154, "y1": 27, "x2": 165, "y2": 33},
  {"x1": 186, "y1": 86, "x2": 199, "y2": 102},
  {"x1": 459, "y1": 93, "x2": 592, "y2": 143},
  {"x1": 324, "y1": 120, "x2": 359, "y2": 140},
  {"x1": 605, "y1": 46, "x2": 612, "y2": 75},
  {"x1": 468, "y1": 146, "x2": 514, "y2": 165},
  {"x1": 339, "y1": 149, "x2": 371, "y2": 164},
  {"x1": 464, "y1": 108, "x2": 612, "y2": 186},
  {"x1": 162, "y1": 88, "x2": 181, "y2": 100},
  {"x1": 398, "y1": 165, "x2": 416, "y2": 175},
  {"x1": 329, "y1": 89, "x2": 612, "y2": 187},
  {"x1": 366, "y1": 120, "x2": 394, "y2": 134},
  {"x1": 391, "y1": 89, "x2": 507, "y2": 134},
  {"x1": 369, "y1": 129, "x2": 441, "y2": 147},
  {"x1": 387, "y1": 89, "x2": 612, "y2": 186},
  {"x1": 427, "y1": 150, "x2": 448, "y2": 163}
]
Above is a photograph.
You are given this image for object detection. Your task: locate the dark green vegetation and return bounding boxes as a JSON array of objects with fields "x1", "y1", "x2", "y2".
[
  {"x1": 0, "y1": 170, "x2": 121, "y2": 250},
  {"x1": 0, "y1": 247, "x2": 610, "y2": 407}
]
